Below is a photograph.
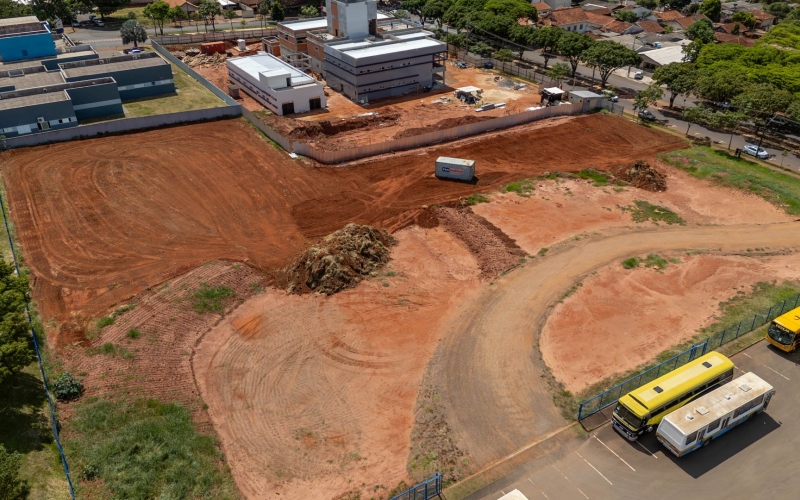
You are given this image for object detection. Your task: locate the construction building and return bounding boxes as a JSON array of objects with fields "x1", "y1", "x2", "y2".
[
  {"x1": 0, "y1": 16, "x2": 57, "y2": 62},
  {"x1": 226, "y1": 53, "x2": 325, "y2": 115}
]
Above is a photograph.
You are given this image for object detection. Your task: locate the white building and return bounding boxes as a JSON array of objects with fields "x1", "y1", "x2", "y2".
[{"x1": 226, "y1": 53, "x2": 326, "y2": 115}]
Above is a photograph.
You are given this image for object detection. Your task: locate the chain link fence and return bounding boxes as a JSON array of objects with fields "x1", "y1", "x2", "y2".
[
  {"x1": 389, "y1": 473, "x2": 443, "y2": 500},
  {"x1": 577, "y1": 292, "x2": 800, "y2": 422}
]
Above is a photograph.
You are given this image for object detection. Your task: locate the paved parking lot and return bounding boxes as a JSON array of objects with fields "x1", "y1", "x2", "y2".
[{"x1": 466, "y1": 341, "x2": 800, "y2": 500}]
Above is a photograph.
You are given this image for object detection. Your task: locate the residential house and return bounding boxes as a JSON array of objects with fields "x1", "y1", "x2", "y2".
[
  {"x1": 715, "y1": 22, "x2": 754, "y2": 37},
  {"x1": 164, "y1": 0, "x2": 198, "y2": 13},
  {"x1": 530, "y1": 2, "x2": 553, "y2": 17},
  {"x1": 619, "y1": 4, "x2": 656, "y2": 20},
  {"x1": 750, "y1": 10, "x2": 775, "y2": 30},
  {"x1": 670, "y1": 14, "x2": 710, "y2": 31},
  {"x1": 637, "y1": 19, "x2": 665, "y2": 34},
  {"x1": 714, "y1": 32, "x2": 756, "y2": 46},
  {"x1": 598, "y1": 19, "x2": 636, "y2": 35},
  {"x1": 584, "y1": 10, "x2": 614, "y2": 29},
  {"x1": 547, "y1": 0, "x2": 573, "y2": 9},
  {"x1": 654, "y1": 10, "x2": 683, "y2": 23},
  {"x1": 547, "y1": 7, "x2": 591, "y2": 33}
]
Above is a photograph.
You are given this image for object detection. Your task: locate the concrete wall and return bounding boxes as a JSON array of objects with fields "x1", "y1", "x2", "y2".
[
  {"x1": 64, "y1": 64, "x2": 175, "y2": 101},
  {"x1": 150, "y1": 41, "x2": 239, "y2": 107},
  {"x1": 0, "y1": 98, "x2": 76, "y2": 137},
  {"x1": 41, "y1": 52, "x2": 98, "y2": 71},
  {"x1": 228, "y1": 67, "x2": 325, "y2": 115},
  {"x1": 66, "y1": 81, "x2": 123, "y2": 120},
  {"x1": 0, "y1": 33, "x2": 56, "y2": 62}
]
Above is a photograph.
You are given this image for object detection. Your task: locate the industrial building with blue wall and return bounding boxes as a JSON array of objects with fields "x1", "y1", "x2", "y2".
[{"x1": 0, "y1": 16, "x2": 57, "y2": 62}]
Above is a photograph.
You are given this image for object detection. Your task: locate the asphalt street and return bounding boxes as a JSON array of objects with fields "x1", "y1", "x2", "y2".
[{"x1": 466, "y1": 341, "x2": 800, "y2": 500}]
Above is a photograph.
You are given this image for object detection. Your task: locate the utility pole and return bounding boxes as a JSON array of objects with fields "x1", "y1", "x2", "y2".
[
  {"x1": 626, "y1": 36, "x2": 638, "y2": 78},
  {"x1": 756, "y1": 113, "x2": 775, "y2": 156}
]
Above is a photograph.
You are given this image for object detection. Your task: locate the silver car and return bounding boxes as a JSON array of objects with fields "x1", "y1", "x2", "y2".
[{"x1": 743, "y1": 144, "x2": 769, "y2": 159}]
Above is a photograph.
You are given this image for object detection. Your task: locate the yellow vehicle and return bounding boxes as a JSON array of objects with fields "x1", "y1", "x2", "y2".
[
  {"x1": 765, "y1": 306, "x2": 800, "y2": 352},
  {"x1": 611, "y1": 352, "x2": 734, "y2": 441}
]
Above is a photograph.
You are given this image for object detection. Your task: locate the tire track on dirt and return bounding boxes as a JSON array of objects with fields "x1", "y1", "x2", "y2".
[{"x1": 429, "y1": 222, "x2": 800, "y2": 467}]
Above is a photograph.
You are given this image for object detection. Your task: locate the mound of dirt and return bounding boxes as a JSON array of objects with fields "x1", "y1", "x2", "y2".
[
  {"x1": 281, "y1": 224, "x2": 397, "y2": 295},
  {"x1": 497, "y1": 77, "x2": 516, "y2": 89},
  {"x1": 613, "y1": 159, "x2": 667, "y2": 192},
  {"x1": 282, "y1": 113, "x2": 401, "y2": 141},
  {"x1": 182, "y1": 52, "x2": 227, "y2": 68},
  {"x1": 393, "y1": 115, "x2": 494, "y2": 140}
]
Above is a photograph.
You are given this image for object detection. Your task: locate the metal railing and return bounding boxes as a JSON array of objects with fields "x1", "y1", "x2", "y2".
[
  {"x1": 577, "y1": 292, "x2": 800, "y2": 421},
  {"x1": 390, "y1": 473, "x2": 443, "y2": 500},
  {"x1": 152, "y1": 27, "x2": 278, "y2": 45}
]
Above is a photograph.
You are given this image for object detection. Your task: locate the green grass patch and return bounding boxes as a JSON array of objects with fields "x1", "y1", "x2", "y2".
[
  {"x1": 123, "y1": 63, "x2": 225, "y2": 118},
  {"x1": 502, "y1": 179, "x2": 535, "y2": 197},
  {"x1": 643, "y1": 253, "x2": 669, "y2": 270},
  {"x1": 88, "y1": 343, "x2": 133, "y2": 359},
  {"x1": 621, "y1": 257, "x2": 640, "y2": 269},
  {"x1": 463, "y1": 193, "x2": 489, "y2": 205},
  {"x1": 559, "y1": 282, "x2": 583, "y2": 301},
  {"x1": 538, "y1": 247, "x2": 548, "y2": 256},
  {"x1": 64, "y1": 398, "x2": 238, "y2": 500},
  {"x1": 621, "y1": 200, "x2": 685, "y2": 225},
  {"x1": 127, "y1": 328, "x2": 141, "y2": 339},
  {"x1": 190, "y1": 283, "x2": 236, "y2": 314},
  {"x1": 660, "y1": 146, "x2": 800, "y2": 216},
  {"x1": 97, "y1": 316, "x2": 115, "y2": 329},
  {"x1": 574, "y1": 169, "x2": 609, "y2": 186}
]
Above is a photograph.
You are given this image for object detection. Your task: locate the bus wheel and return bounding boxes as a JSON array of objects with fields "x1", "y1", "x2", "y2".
[{"x1": 646, "y1": 426, "x2": 653, "y2": 433}]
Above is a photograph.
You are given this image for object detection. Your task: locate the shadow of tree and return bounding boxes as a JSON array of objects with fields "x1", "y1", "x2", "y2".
[{"x1": 0, "y1": 369, "x2": 53, "y2": 455}]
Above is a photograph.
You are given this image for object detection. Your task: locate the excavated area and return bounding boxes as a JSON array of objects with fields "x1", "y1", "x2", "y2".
[
  {"x1": 0, "y1": 113, "x2": 684, "y2": 339},
  {"x1": 541, "y1": 254, "x2": 800, "y2": 393}
]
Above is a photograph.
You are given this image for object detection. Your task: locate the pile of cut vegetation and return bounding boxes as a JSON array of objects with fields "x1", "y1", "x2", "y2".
[
  {"x1": 281, "y1": 224, "x2": 396, "y2": 295},
  {"x1": 613, "y1": 159, "x2": 667, "y2": 192}
]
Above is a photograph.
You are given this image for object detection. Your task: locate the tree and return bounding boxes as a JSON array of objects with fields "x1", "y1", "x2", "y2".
[
  {"x1": 556, "y1": 31, "x2": 594, "y2": 77},
  {"x1": 484, "y1": 0, "x2": 537, "y2": 22},
  {"x1": 1, "y1": 0, "x2": 33, "y2": 18},
  {"x1": 269, "y1": 0, "x2": 284, "y2": 22},
  {"x1": 422, "y1": 0, "x2": 452, "y2": 27},
  {"x1": 224, "y1": 7, "x2": 236, "y2": 29},
  {"x1": 120, "y1": 19, "x2": 148, "y2": 47},
  {"x1": 732, "y1": 83, "x2": 794, "y2": 124},
  {"x1": 697, "y1": 0, "x2": 721, "y2": 22},
  {"x1": 765, "y1": 2, "x2": 790, "y2": 19},
  {"x1": 615, "y1": 10, "x2": 638, "y2": 23},
  {"x1": 652, "y1": 62, "x2": 697, "y2": 109},
  {"x1": 401, "y1": 0, "x2": 427, "y2": 23},
  {"x1": 300, "y1": 4, "x2": 318, "y2": 18},
  {"x1": 144, "y1": 0, "x2": 171, "y2": 36},
  {"x1": 694, "y1": 68, "x2": 747, "y2": 104},
  {"x1": 470, "y1": 40, "x2": 494, "y2": 57},
  {"x1": 789, "y1": 100, "x2": 800, "y2": 122},
  {"x1": 89, "y1": 0, "x2": 130, "y2": 19},
  {"x1": 787, "y1": 7, "x2": 800, "y2": 21},
  {"x1": 0, "y1": 445, "x2": 29, "y2": 500},
  {"x1": 581, "y1": 40, "x2": 641, "y2": 88},
  {"x1": 682, "y1": 104, "x2": 711, "y2": 135},
  {"x1": 189, "y1": 11, "x2": 201, "y2": 31},
  {"x1": 638, "y1": 0, "x2": 658, "y2": 8},
  {"x1": 683, "y1": 18, "x2": 714, "y2": 62},
  {"x1": 493, "y1": 48, "x2": 513, "y2": 71},
  {"x1": 658, "y1": 0, "x2": 691, "y2": 10},
  {"x1": 394, "y1": 9, "x2": 411, "y2": 18},
  {"x1": 546, "y1": 62, "x2": 570, "y2": 87},
  {"x1": 198, "y1": 0, "x2": 222, "y2": 30},
  {"x1": 31, "y1": 0, "x2": 76, "y2": 22},
  {"x1": 634, "y1": 84, "x2": 663, "y2": 112},
  {"x1": 509, "y1": 23, "x2": 536, "y2": 59},
  {"x1": 170, "y1": 6, "x2": 188, "y2": 33},
  {"x1": 709, "y1": 110, "x2": 747, "y2": 149},
  {"x1": 533, "y1": 25, "x2": 563, "y2": 69},
  {"x1": 731, "y1": 11, "x2": 757, "y2": 29},
  {"x1": 0, "y1": 261, "x2": 32, "y2": 387},
  {"x1": 258, "y1": 0, "x2": 271, "y2": 27}
]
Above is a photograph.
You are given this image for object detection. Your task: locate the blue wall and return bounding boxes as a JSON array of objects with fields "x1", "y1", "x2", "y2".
[{"x1": 0, "y1": 33, "x2": 57, "y2": 62}]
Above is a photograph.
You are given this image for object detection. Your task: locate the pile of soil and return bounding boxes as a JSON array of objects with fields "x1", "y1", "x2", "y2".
[
  {"x1": 280, "y1": 112, "x2": 401, "y2": 141},
  {"x1": 613, "y1": 159, "x2": 667, "y2": 192},
  {"x1": 497, "y1": 77, "x2": 516, "y2": 89},
  {"x1": 182, "y1": 53, "x2": 227, "y2": 68},
  {"x1": 393, "y1": 115, "x2": 494, "y2": 140},
  {"x1": 436, "y1": 207, "x2": 525, "y2": 280},
  {"x1": 280, "y1": 224, "x2": 397, "y2": 295}
]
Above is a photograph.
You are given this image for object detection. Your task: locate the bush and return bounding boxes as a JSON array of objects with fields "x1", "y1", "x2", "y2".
[
  {"x1": 51, "y1": 372, "x2": 84, "y2": 401},
  {"x1": 0, "y1": 445, "x2": 29, "y2": 500}
]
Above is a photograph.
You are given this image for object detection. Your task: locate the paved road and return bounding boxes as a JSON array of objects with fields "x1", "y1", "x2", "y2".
[
  {"x1": 465, "y1": 340, "x2": 800, "y2": 500},
  {"x1": 430, "y1": 222, "x2": 800, "y2": 469}
]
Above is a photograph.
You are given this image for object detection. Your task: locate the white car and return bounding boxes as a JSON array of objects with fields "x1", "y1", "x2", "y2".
[
  {"x1": 94, "y1": 19, "x2": 104, "y2": 27},
  {"x1": 743, "y1": 144, "x2": 769, "y2": 159}
]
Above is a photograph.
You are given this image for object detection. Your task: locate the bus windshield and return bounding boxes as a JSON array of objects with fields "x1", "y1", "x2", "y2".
[
  {"x1": 768, "y1": 322, "x2": 795, "y2": 345},
  {"x1": 614, "y1": 403, "x2": 645, "y2": 430}
]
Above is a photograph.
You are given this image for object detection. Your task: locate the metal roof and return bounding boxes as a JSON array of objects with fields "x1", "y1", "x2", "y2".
[
  {"x1": 571, "y1": 91, "x2": 602, "y2": 98},
  {"x1": 278, "y1": 17, "x2": 328, "y2": 32},
  {"x1": 0, "y1": 90, "x2": 68, "y2": 111},
  {"x1": 337, "y1": 37, "x2": 444, "y2": 59},
  {"x1": 61, "y1": 57, "x2": 167, "y2": 77},
  {"x1": 227, "y1": 53, "x2": 315, "y2": 87},
  {"x1": 639, "y1": 45, "x2": 687, "y2": 66},
  {"x1": 0, "y1": 71, "x2": 65, "y2": 90}
]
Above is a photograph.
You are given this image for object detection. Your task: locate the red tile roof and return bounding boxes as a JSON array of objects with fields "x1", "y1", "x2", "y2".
[
  {"x1": 675, "y1": 14, "x2": 709, "y2": 29},
  {"x1": 637, "y1": 20, "x2": 665, "y2": 33},
  {"x1": 585, "y1": 7, "x2": 613, "y2": 16},
  {"x1": 549, "y1": 7, "x2": 590, "y2": 26},
  {"x1": 530, "y1": 2, "x2": 552, "y2": 12},
  {"x1": 750, "y1": 10, "x2": 775, "y2": 21},
  {"x1": 655, "y1": 9, "x2": 683, "y2": 21},
  {"x1": 718, "y1": 22, "x2": 752, "y2": 35},
  {"x1": 585, "y1": 11, "x2": 614, "y2": 27},
  {"x1": 602, "y1": 20, "x2": 634, "y2": 33},
  {"x1": 715, "y1": 33, "x2": 756, "y2": 46}
]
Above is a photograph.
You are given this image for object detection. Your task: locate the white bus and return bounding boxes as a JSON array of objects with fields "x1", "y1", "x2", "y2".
[{"x1": 656, "y1": 372, "x2": 775, "y2": 457}]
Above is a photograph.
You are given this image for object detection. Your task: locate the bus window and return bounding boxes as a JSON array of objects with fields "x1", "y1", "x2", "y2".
[
  {"x1": 685, "y1": 431, "x2": 698, "y2": 446},
  {"x1": 753, "y1": 394, "x2": 764, "y2": 406},
  {"x1": 707, "y1": 418, "x2": 721, "y2": 432},
  {"x1": 734, "y1": 404, "x2": 748, "y2": 418}
]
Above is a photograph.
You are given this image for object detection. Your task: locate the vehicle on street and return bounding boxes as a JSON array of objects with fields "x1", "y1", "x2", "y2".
[
  {"x1": 94, "y1": 19, "x2": 104, "y2": 27},
  {"x1": 484, "y1": 62, "x2": 494, "y2": 69},
  {"x1": 634, "y1": 70, "x2": 643, "y2": 80},
  {"x1": 71, "y1": 20, "x2": 81, "y2": 27},
  {"x1": 743, "y1": 144, "x2": 769, "y2": 159},
  {"x1": 612, "y1": 352, "x2": 734, "y2": 441},
  {"x1": 602, "y1": 90, "x2": 618, "y2": 102},
  {"x1": 128, "y1": 48, "x2": 144, "y2": 54},
  {"x1": 656, "y1": 372, "x2": 774, "y2": 457},
  {"x1": 765, "y1": 305, "x2": 800, "y2": 352},
  {"x1": 637, "y1": 109, "x2": 656, "y2": 121}
]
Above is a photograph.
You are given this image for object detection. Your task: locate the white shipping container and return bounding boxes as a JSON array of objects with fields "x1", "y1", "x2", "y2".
[{"x1": 436, "y1": 156, "x2": 475, "y2": 181}]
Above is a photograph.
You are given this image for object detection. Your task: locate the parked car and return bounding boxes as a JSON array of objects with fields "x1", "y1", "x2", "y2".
[
  {"x1": 483, "y1": 62, "x2": 494, "y2": 69},
  {"x1": 638, "y1": 109, "x2": 656, "y2": 121},
  {"x1": 634, "y1": 70, "x2": 644, "y2": 80},
  {"x1": 603, "y1": 91, "x2": 618, "y2": 102},
  {"x1": 71, "y1": 20, "x2": 81, "y2": 27},
  {"x1": 94, "y1": 19, "x2": 104, "y2": 27},
  {"x1": 743, "y1": 144, "x2": 769, "y2": 159},
  {"x1": 129, "y1": 47, "x2": 144, "y2": 54}
]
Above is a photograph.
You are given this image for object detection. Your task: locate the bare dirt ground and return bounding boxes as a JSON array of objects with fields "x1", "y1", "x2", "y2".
[
  {"x1": 193, "y1": 226, "x2": 482, "y2": 499},
  {"x1": 0, "y1": 114, "x2": 683, "y2": 337},
  {"x1": 473, "y1": 162, "x2": 795, "y2": 255},
  {"x1": 541, "y1": 254, "x2": 800, "y2": 393}
]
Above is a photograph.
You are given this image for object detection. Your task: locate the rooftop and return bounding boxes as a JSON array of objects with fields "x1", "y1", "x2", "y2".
[
  {"x1": 637, "y1": 20, "x2": 665, "y2": 33},
  {"x1": 640, "y1": 45, "x2": 687, "y2": 66},
  {"x1": 278, "y1": 17, "x2": 329, "y2": 33},
  {"x1": 60, "y1": 55, "x2": 168, "y2": 78},
  {"x1": 549, "y1": 7, "x2": 589, "y2": 25},
  {"x1": 0, "y1": 90, "x2": 68, "y2": 111},
  {"x1": 227, "y1": 53, "x2": 316, "y2": 87},
  {"x1": 655, "y1": 9, "x2": 683, "y2": 21},
  {"x1": 602, "y1": 20, "x2": 634, "y2": 34},
  {"x1": 328, "y1": 36, "x2": 445, "y2": 63},
  {"x1": 715, "y1": 32, "x2": 756, "y2": 46},
  {"x1": 675, "y1": 14, "x2": 709, "y2": 29},
  {"x1": 0, "y1": 16, "x2": 46, "y2": 36},
  {"x1": 0, "y1": 71, "x2": 65, "y2": 90},
  {"x1": 0, "y1": 49, "x2": 97, "y2": 71},
  {"x1": 571, "y1": 90, "x2": 602, "y2": 98},
  {"x1": 585, "y1": 11, "x2": 614, "y2": 26},
  {"x1": 531, "y1": 2, "x2": 552, "y2": 11}
]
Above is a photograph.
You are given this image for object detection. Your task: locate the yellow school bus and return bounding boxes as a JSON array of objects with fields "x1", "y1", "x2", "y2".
[
  {"x1": 611, "y1": 352, "x2": 735, "y2": 441},
  {"x1": 765, "y1": 306, "x2": 800, "y2": 353}
]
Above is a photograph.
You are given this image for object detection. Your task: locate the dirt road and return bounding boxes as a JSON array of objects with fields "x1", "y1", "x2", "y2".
[{"x1": 428, "y1": 222, "x2": 800, "y2": 468}]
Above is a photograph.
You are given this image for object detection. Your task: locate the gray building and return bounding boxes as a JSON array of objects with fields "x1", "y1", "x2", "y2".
[
  {"x1": 324, "y1": 34, "x2": 446, "y2": 103},
  {"x1": 59, "y1": 52, "x2": 174, "y2": 100},
  {"x1": 0, "y1": 44, "x2": 98, "y2": 72}
]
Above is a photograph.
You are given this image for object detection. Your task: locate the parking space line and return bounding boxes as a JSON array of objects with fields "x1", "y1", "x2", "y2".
[
  {"x1": 528, "y1": 478, "x2": 550, "y2": 499},
  {"x1": 734, "y1": 365, "x2": 747, "y2": 374},
  {"x1": 553, "y1": 465, "x2": 589, "y2": 499},
  {"x1": 635, "y1": 440, "x2": 658, "y2": 458},
  {"x1": 742, "y1": 353, "x2": 752, "y2": 358},
  {"x1": 575, "y1": 452, "x2": 613, "y2": 485},
  {"x1": 761, "y1": 364, "x2": 790, "y2": 381},
  {"x1": 593, "y1": 436, "x2": 636, "y2": 471}
]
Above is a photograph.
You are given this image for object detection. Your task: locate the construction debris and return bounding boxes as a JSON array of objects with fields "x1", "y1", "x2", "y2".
[
  {"x1": 497, "y1": 77, "x2": 516, "y2": 89},
  {"x1": 182, "y1": 52, "x2": 227, "y2": 68},
  {"x1": 612, "y1": 159, "x2": 667, "y2": 192},
  {"x1": 280, "y1": 224, "x2": 397, "y2": 295}
]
